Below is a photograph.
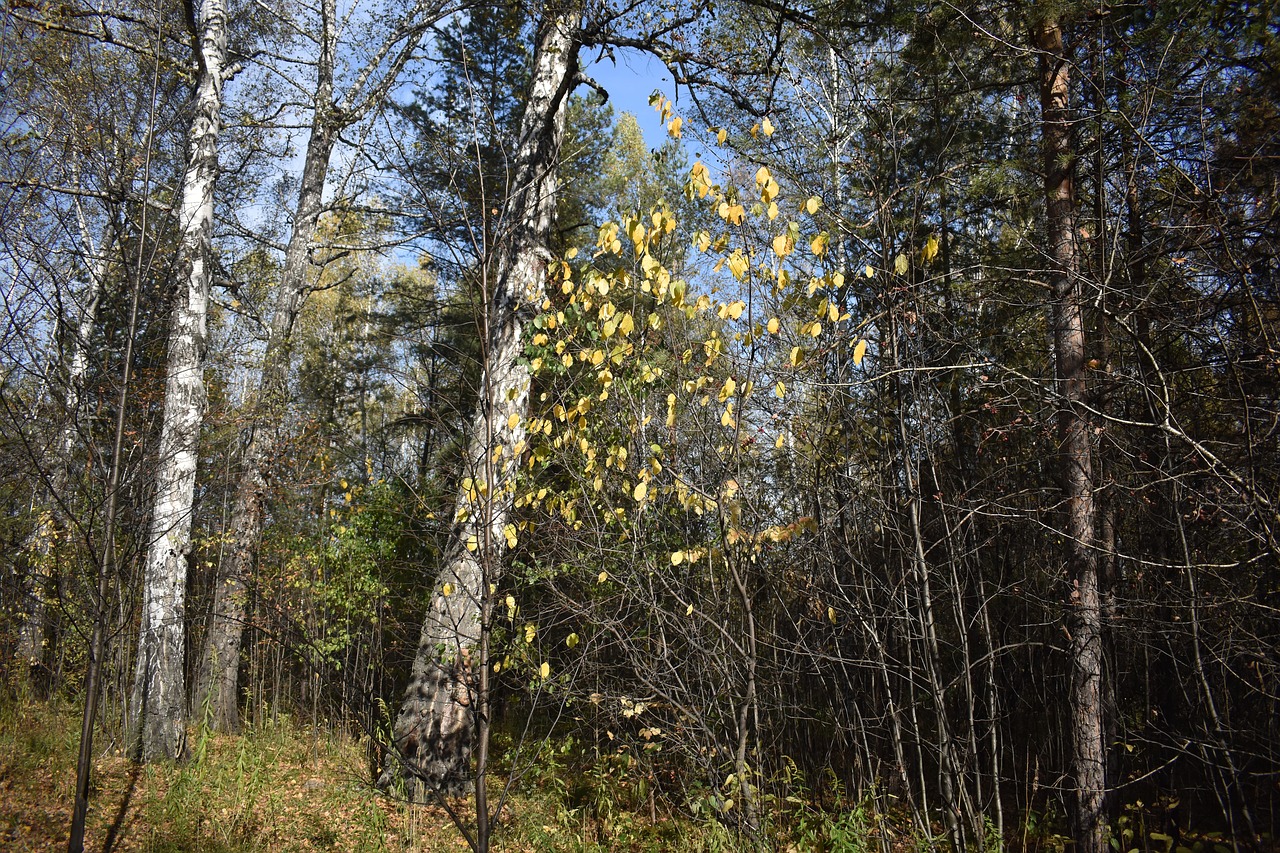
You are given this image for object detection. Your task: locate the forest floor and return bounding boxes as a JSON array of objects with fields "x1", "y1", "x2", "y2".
[{"x1": 0, "y1": 697, "x2": 705, "y2": 852}]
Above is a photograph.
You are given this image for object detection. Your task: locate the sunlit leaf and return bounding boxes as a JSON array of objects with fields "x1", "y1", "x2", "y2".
[
  {"x1": 921, "y1": 233, "x2": 940, "y2": 265},
  {"x1": 805, "y1": 196, "x2": 822, "y2": 215},
  {"x1": 853, "y1": 338, "x2": 868, "y2": 365},
  {"x1": 894, "y1": 253, "x2": 909, "y2": 275}
]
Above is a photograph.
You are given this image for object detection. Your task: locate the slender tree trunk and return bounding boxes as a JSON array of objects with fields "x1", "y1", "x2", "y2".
[
  {"x1": 18, "y1": 207, "x2": 113, "y2": 684},
  {"x1": 1033, "y1": 16, "x2": 1107, "y2": 853},
  {"x1": 128, "y1": 0, "x2": 227, "y2": 763},
  {"x1": 192, "y1": 20, "x2": 336, "y2": 733},
  {"x1": 193, "y1": 0, "x2": 448, "y2": 731},
  {"x1": 380, "y1": 4, "x2": 581, "y2": 799}
]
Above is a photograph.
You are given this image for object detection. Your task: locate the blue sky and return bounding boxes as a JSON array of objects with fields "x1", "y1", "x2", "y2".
[{"x1": 584, "y1": 48, "x2": 678, "y2": 149}]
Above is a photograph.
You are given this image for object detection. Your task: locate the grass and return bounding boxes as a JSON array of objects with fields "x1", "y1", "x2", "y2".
[
  {"x1": 0, "y1": 695, "x2": 938, "y2": 852},
  {"x1": 0, "y1": 697, "x2": 472, "y2": 852},
  {"x1": 0, "y1": 696, "x2": 756, "y2": 852}
]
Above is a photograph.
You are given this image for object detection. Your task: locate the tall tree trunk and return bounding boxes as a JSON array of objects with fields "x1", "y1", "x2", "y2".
[
  {"x1": 1033, "y1": 15, "x2": 1107, "y2": 853},
  {"x1": 192, "y1": 0, "x2": 448, "y2": 732},
  {"x1": 18, "y1": 203, "x2": 114, "y2": 684},
  {"x1": 379, "y1": 3, "x2": 581, "y2": 797},
  {"x1": 128, "y1": 0, "x2": 227, "y2": 763},
  {"x1": 192, "y1": 11, "x2": 336, "y2": 734}
]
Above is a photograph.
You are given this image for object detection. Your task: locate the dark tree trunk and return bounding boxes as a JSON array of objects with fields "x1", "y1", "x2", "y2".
[{"x1": 1034, "y1": 15, "x2": 1107, "y2": 853}]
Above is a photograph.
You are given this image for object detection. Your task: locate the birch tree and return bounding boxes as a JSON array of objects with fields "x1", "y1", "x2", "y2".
[
  {"x1": 129, "y1": 0, "x2": 229, "y2": 763},
  {"x1": 193, "y1": 0, "x2": 457, "y2": 733},
  {"x1": 379, "y1": 0, "x2": 584, "y2": 798}
]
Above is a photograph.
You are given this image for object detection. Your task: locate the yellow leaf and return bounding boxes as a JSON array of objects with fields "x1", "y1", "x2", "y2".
[
  {"x1": 720, "y1": 404, "x2": 736, "y2": 428},
  {"x1": 762, "y1": 117, "x2": 775, "y2": 136},
  {"x1": 789, "y1": 346, "x2": 802, "y2": 367},
  {"x1": 503, "y1": 523, "x2": 518, "y2": 548},
  {"x1": 828, "y1": 606, "x2": 837, "y2": 624},
  {"x1": 811, "y1": 232, "x2": 830, "y2": 256},
  {"x1": 717, "y1": 127, "x2": 728, "y2": 144},
  {"x1": 566, "y1": 633, "x2": 579, "y2": 648},
  {"x1": 507, "y1": 413, "x2": 520, "y2": 431},
  {"x1": 598, "y1": 571, "x2": 608, "y2": 583},
  {"x1": 686, "y1": 603, "x2": 694, "y2": 616},
  {"x1": 668, "y1": 115, "x2": 683, "y2": 138},
  {"x1": 506, "y1": 594, "x2": 516, "y2": 617},
  {"x1": 633, "y1": 481, "x2": 648, "y2": 501},
  {"x1": 853, "y1": 338, "x2": 868, "y2": 365},
  {"x1": 727, "y1": 300, "x2": 746, "y2": 320},
  {"x1": 671, "y1": 550, "x2": 685, "y2": 565},
  {"x1": 441, "y1": 582, "x2": 454, "y2": 596},
  {"x1": 766, "y1": 317, "x2": 780, "y2": 334},
  {"x1": 805, "y1": 196, "x2": 822, "y2": 215},
  {"x1": 772, "y1": 233, "x2": 792, "y2": 258},
  {"x1": 666, "y1": 393, "x2": 677, "y2": 427},
  {"x1": 921, "y1": 233, "x2": 940, "y2": 265},
  {"x1": 775, "y1": 432, "x2": 785, "y2": 448},
  {"x1": 894, "y1": 253, "x2": 909, "y2": 275},
  {"x1": 525, "y1": 623, "x2": 536, "y2": 643},
  {"x1": 727, "y1": 251, "x2": 749, "y2": 280},
  {"x1": 755, "y1": 166, "x2": 771, "y2": 186},
  {"x1": 717, "y1": 202, "x2": 745, "y2": 225},
  {"x1": 540, "y1": 662, "x2": 550, "y2": 679},
  {"x1": 618, "y1": 313, "x2": 634, "y2": 335},
  {"x1": 865, "y1": 264, "x2": 875, "y2": 278},
  {"x1": 466, "y1": 534, "x2": 478, "y2": 552},
  {"x1": 590, "y1": 349, "x2": 605, "y2": 366},
  {"x1": 767, "y1": 201, "x2": 779, "y2": 220},
  {"x1": 718, "y1": 377, "x2": 736, "y2": 402},
  {"x1": 775, "y1": 381, "x2": 786, "y2": 398}
]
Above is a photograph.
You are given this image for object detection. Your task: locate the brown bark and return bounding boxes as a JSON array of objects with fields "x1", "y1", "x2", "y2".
[{"x1": 1034, "y1": 15, "x2": 1107, "y2": 853}]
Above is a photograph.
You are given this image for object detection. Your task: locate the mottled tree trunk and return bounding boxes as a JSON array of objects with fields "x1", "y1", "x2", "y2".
[
  {"x1": 192, "y1": 30, "x2": 336, "y2": 735},
  {"x1": 193, "y1": 0, "x2": 449, "y2": 732},
  {"x1": 380, "y1": 4, "x2": 581, "y2": 797},
  {"x1": 128, "y1": 0, "x2": 227, "y2": 763},
  {"x1": 1034, "y1": 16, "x2": 1107, "y2": 853}
]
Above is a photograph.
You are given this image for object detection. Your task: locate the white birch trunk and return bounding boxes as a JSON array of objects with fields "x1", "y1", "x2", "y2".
[
  {"x1": 380, "y1": 4, "x2": 581, "y2": 794},
  {"x1": 193, "y1": 0, "x2": 451, "y2": 731},
  {"x1": 192, "y1": 1, "x2": 336, "y2": 732},
  {"x1": 129, "y1": 0, "x2": 227, "y2": 762}
]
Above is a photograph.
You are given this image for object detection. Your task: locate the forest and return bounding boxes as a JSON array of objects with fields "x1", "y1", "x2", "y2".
[{"x1": 0, "y1": 0, "x2": 1277, "y2": 850}]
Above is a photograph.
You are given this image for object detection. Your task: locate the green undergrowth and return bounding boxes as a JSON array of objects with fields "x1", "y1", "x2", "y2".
[{"x1": 0, "y1": 695, "x2": 1016, "y2": 852}]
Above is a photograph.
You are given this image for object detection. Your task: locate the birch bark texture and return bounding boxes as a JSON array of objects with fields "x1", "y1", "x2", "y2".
[
  {"x1": 193, "y1": 0, "x2": 454, "y2": 732},
  {"x1": 379, "y1": 3, "x2": 582, "y2": 795},
  {"x1": 1034, "y1": 15, "x2": 1107, "y2": 853},
  {"x1": 128, "y1": 0, "x2": 227, "y2": 763}
]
